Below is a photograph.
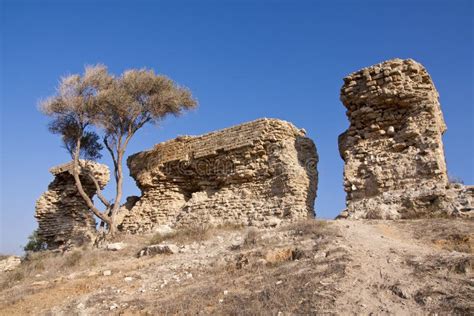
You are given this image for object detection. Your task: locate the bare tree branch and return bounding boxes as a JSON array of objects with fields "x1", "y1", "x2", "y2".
[
  {"x1": 85, "y1": 170, "x2": 111, "y2": 208},
  {"x1": 104, "y1": 136, "x2": 119, "y2": 183}
]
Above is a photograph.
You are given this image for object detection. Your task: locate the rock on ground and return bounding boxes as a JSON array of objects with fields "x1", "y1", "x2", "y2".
[{"x1": 0, "y1": 256, "x2": 21, "y2": 272}]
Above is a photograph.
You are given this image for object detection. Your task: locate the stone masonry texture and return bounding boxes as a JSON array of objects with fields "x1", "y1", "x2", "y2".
[
  {"x1": 119, "y1": 118, "x2": 318, "y2": 232},
  {"x1": 35, "y1": 161, "x2": 110, "y2": 249},
  {"x1": 338, "y1": 58, "x2": 473, "y2": 219}
]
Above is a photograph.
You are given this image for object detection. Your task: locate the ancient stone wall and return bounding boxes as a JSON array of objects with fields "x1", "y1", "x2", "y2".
[
  {"x1": 35, "y1": 161, "x2": 109, "y2": 248},
  {"x1": 338, "y1": 58, "x2": 472, "y2": 219},
  {"x1": 120, "y1": 118, "x2": 318, "y2": 232}
]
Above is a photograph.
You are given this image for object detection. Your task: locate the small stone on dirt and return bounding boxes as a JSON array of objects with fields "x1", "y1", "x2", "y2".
[
  {"x1": 106, "y1": 242, "x2": 127, "y2": 251},
  {"x1": 109, "y1": 303, "x2": 119, "y2": 310},
  {"x1": 154, "y1": 225, "x2": 175, "y2": 236},
  {"x1": 137, "y1": 244, "x2": 179, "y2": 257}
]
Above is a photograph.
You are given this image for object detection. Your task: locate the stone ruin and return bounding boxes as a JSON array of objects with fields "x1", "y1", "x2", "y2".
[
  {"x1": 119, "y1": 118, "x2": 318, "y2": 232},
  {"x1": 34, "y1": 119, "x2": 317, "y2": 247},
  {"x1": 338, "y1": 58, "x2": 473, "y2": 219},
  {"x1": 33, "y1": 58, "x2": 473, "y2": 248},
  {"x1": 35, "y1": 161, "x2": 109, "y2": 248}
]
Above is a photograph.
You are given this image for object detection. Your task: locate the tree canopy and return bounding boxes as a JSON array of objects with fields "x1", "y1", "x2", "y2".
[{"x1": 40, "y1": 64, "x2": 197, "y2": 235}]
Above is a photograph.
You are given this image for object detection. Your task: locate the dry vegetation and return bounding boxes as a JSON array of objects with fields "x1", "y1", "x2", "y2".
[
  {"x1": 406, "y1": 219, "x2": 474, "y2": 253},
  {"x1": 1, "y1": 219, "x2": 473, "y2": 315},
  {"x1": 0, "y1": 233, "x2": 149, "y2": 290},
  {"x1": 149, "y1": 223, "x2": 243, "y2": 245},
  {"x1": 151, "y1": 220, "x2": 342, "y2": 314}
]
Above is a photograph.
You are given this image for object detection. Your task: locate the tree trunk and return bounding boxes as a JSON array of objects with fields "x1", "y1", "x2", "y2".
[
  {"x1": 72, "y1": 137, "x2": 111, "y2": 227},
  {"x1": 107, "y1": 150, "x2": 125, "y2": 237},
  {"x1": 108, "y1": 218, "x2": 118, "y2": 236}
]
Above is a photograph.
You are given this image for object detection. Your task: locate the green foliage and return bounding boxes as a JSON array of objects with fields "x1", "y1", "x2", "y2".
[
  {"x1": 23, "y1": 230, "x2": 47, "y2": 252},
  {"x1": 48, "y1": 115, "x2": 103, "y2": 160}
]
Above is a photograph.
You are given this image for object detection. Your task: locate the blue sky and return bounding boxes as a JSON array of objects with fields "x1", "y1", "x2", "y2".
[{"x1": 1, "y1": 0, "x2": 473, "y2": 254}]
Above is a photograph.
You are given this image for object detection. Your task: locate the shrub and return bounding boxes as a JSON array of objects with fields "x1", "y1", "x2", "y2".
[{"x1": 23, "y1": 230, "x2": 47, "y2": 252}]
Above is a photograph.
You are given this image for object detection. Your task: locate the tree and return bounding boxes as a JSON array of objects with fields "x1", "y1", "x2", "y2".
[
  {"x1": 40, "y1": 65, "x2": 113, "y2": 227},
  {"x1": 40, "y1": 65, "x2": 197, "y2": 236}
]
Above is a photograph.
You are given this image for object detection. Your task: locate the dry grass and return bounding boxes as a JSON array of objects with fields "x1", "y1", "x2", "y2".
[
  {"x1": 148, "y1": 220, "x2": 343, "y2": 314},
  {"x1": 0, "y1": 252, "x2": 49, "y2": 290},
  {"x1": 432, "y1": 233, "x2": 473, "y2": 254},
  {"x1": 404, "y1": 219, "x2": 474, "y2": 254},
  {"x1": 404, "y1": 253, "x2": 474, "y2": 314},
  {"x1": 1, "y1": 270, "x2": 25, "y2": 290},
  {"x1": 284, "y1": 219, "x2": 331, "y2": 237},
  {"x1": 149, "y1": 225, "x2": 211, "y2": 245},
  {"x1": 407, "y1": 254, "x2": 473, "y2": 276},
  {"x1": 0, "y1": 237, "x2": 145, "y2": 292},
  {"x1": 61, "y1": 250, "x2": 82, "y2": 268},
  {"x1": 3, "y1": 219, "x2": 474, "y2": 315},
  {"x1": 152, "y1": 267, "x2": 344, "y2": 315},
  {"x1": 242, "y1": 228, "x2": 259, "y2": 247},
  {"x1": 149, "y1": 223, "x2": 243, "y2": 245}
]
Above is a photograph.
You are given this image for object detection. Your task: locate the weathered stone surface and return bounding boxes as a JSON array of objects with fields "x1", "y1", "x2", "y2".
[
  {"x1": 0, "y1": 256, "x2": 21, "y2": 272},
  {"x1": 105, "y1": 242, "x2": 127, "y2": 251},
  {"x1": 120, "y1": 118, "x2": 318, "y2": 232},
  {"x1": 35, "y1": 160, "x2": 110, "y2": 248},
  {"x1": 445, "y1": 184, "x2": 474, "y2": 218},
  {"x1": 338, "y1": 59, "x2": 473, "y2": 219},
  {"x1": 154, "y1": 225, "x2": 175, "y2": 236}
]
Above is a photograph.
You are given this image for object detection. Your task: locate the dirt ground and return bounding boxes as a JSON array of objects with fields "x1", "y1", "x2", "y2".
[{"x1": 0, "y1": 219, "x2": 472, "y2": 315}]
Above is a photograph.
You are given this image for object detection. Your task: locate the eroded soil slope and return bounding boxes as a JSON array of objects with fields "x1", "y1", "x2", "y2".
[{"x1": 0, "y1": 219, "x2": 472, "y2": 315}]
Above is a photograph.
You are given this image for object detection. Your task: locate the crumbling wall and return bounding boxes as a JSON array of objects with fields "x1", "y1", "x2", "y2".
[
  {"x1": 120, "y1": 118, "x2": 318, "y2": 232},
  {"x1": 338, "y1": 58, "x2": 472, "y2": 219},
  {"x1": 35, "y1": 161, "x2": 110, "y2": 248}
]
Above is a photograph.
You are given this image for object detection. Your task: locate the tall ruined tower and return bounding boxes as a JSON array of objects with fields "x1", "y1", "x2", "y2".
[{"x1": 338, "y1": 58, "x2": 451, "y2": 219}]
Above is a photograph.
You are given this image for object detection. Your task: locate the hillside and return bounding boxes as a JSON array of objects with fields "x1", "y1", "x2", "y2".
[{"x1": 1, "y1": 219, "x2": 472, "y2": 315}]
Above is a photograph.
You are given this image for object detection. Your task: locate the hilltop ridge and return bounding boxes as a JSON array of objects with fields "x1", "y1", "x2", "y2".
[{"x1": 1, "y1": 219, "x2": 472, "y2": 314}]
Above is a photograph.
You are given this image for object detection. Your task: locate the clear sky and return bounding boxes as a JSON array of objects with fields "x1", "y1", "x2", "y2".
[{"x1": 1, "y1": 0, "x2": 473, "y2": 254}]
